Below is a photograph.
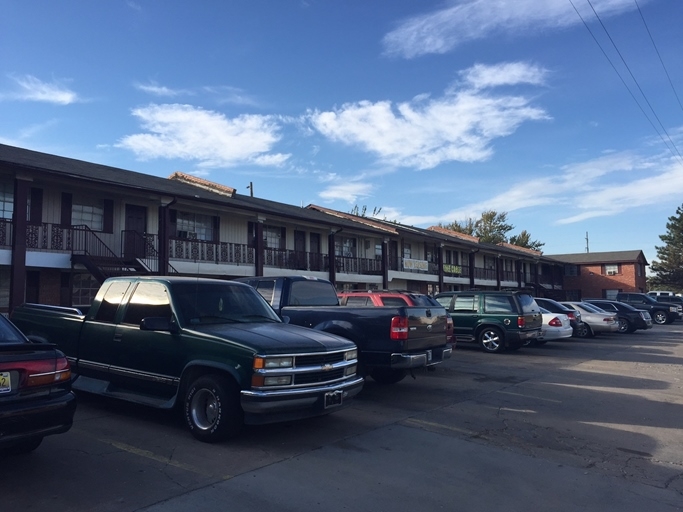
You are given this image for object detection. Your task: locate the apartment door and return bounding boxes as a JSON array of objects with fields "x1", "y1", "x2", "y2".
[
  {"x1": 124, "y1": 204, "x2": 147, "y2": 261},
  {"x1": 294, "y1": 230, "x2": 307, "y2": 270},
  {"x1": 310, "y1": 233, "x2": 321, "y2": 271}
]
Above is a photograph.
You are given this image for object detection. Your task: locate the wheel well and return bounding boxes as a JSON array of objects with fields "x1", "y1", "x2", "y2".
[
  {"x1": 178, "y1": 365, "x2": 241, "y2": 405},
  {"x1": 475, "y1": 324, "x2": 504, "y2": 339}
]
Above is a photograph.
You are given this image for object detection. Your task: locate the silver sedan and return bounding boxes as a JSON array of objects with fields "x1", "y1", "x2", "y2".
[{"x1": 560, "y1": 301, "x2": 619, "y2": 338}]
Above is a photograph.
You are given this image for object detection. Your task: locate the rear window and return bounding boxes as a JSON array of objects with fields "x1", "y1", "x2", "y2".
[
  {"x1": 517, "y1": 294, "x2": 540, "y2": 314},
  {"x1": 0, "y1": 316, "x2": 25, "y2": 344},
  {"x1": 381, "y1": 297, "x2": 410, "y2": 307},
  {"x1": 288, "y1": 280, "x2": 339, "y2": 306}
]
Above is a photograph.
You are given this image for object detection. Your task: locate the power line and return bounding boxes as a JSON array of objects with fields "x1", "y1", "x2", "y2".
[
  {"x1": 569, "y1": 0, "x2": 683, "y2": 166},
  {"x1": 634, "y1": 0, "x2": 683, "y2": 114}
]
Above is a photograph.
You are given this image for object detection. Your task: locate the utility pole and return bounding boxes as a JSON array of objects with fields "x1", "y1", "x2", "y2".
[
  {"x1": 585, "y1": 232, "x2": 589, "y2": 253},
  {"x1": 246, "y1": 182, "x2": 253, "y2": 197}
]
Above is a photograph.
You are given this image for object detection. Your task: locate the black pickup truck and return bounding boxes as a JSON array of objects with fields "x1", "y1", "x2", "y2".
[
  {"x1": 10, "y1": 276, "x2": 363, "y2": 443},
  {"x1": 235, "y1": 276, "x2": 452, "y2": 384},
  {"x1": 615, "y1": 292, "x2": 682, "y2": 325}
]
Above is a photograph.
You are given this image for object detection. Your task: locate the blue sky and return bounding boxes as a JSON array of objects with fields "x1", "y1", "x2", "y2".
[{"x1": 2, "y1": 1, "x2": 683, "y2": 266}]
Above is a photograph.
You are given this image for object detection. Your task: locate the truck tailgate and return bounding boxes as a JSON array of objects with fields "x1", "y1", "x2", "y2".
[{"x1": 404, "y1": 307, "x2": 449, "y2": 350}]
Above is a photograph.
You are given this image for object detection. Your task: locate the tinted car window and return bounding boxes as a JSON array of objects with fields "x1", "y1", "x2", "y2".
[
  {"x1": 94, "y1": 280, "x2": 131, "y2": 323},
  {"x1": 435, "y1": 296, "x2": 453, "y2": 309},
  {"x1": 453, "y1": 295, "x2": 476, "y2": 313},
  {"x1": 518, "y1": 294, "x2": 539, "y2": 313},
  {"x1": 345, "y1": 296, "x2": 370, "y2": 306},
  {"x1": 288, "y1": 280, "x2": 339, "y2": 306},
  {"x1": 381, "y1": 297, "x2": 409, "y2": 307},
  {"x1": 255, "y1": 280, "x2": 276, "y2": 304},
  {"x1": 484, "y1": 295, "x2": 515, "y2": 314},
  {"x1": 594, "y1": 302, "x2": 616, "y2": 312}
]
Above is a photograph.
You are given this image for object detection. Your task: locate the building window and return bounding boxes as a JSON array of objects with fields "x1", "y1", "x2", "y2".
[
  {"x1": 604, "y1": 264, "x2": 619, "y2": 276},
  {"x1": 484, "y1": 255, "x2": 496, "y2": 269},
  {"x1": 564, "y1": 265, "x2": 579, "y2": 277},
  {"x1": 403, "y1": 243, "x2": 411, "y2": 259},
  {"x1": 375, "y1": 243, "x2": 382, "y2": 260},
  {"x1": 73, "y1": 274, "x2": 102, "y2": 308},
  {"x1": 604, "y1": 289, "x2": 620, "y2": 300},
  {"x1": 0, "y1": 182, "x2": 13, "y2": 220},
  {"x1": 177, "y1": 211, "x2": 214, "y2": 241},
  {"x1": 72, "y1": 197, "x2": 104, "y2": 231},
  {"x1": 264, "y1": 225, "x2": 284, "y2": 249},
  {"x1": 336, "y1": 237, "x2": 357, "y2": 257}
]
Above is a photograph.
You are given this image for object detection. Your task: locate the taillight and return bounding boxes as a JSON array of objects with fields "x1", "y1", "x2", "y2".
[
  {"x1": 549, "y1": 317, "x2": 563, "y2": 327},
  {"x1": 517, "y1": 316, "x2": 526, "y2": 328},
  {"x1": 18, "y1": 357, "x2": 71, "y2": 389},
  {"x1": 566, "y1": 312, "x2": 576, "y2": 321},
  {"x1": 390, "y1": 316, "x2": 409, "y2": 340}
]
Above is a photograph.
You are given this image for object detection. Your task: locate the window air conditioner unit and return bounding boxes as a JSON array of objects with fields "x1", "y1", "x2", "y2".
[{"x1": 607, "y1": 270, "x2": 617, "y2": 276}]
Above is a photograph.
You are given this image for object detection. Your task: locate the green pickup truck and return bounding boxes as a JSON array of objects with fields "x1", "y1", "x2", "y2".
[{"x1": 10, "y1": 276, "x2": 363, "y2": 443}]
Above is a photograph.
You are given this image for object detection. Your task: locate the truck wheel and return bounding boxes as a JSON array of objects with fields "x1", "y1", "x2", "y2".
[
  {"x1": 184, "y1": 375, "x2": 243, "y2": 443},
  {"x1": 478, "y1": 327, "x2": 505, "y2": 353},
  {"x1": 652, "y1": 311, "x2": 668, "y2": 325},
  {"x1": 370, "y1": 368, "x2": 407, "y2": 384}
]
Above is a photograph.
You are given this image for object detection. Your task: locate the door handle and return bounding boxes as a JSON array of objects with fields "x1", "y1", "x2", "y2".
[{"x1": 113, "y1": 334, "x2": 122, "y2": 343}]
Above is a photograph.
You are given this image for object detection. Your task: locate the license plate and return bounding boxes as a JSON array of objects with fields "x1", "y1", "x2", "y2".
[
  {"x1": 0, "y1": 371, "x2": 11, "y2": 394},
  {"x1": 324, "y1": 390, "x2": 343, "y2": 409}
]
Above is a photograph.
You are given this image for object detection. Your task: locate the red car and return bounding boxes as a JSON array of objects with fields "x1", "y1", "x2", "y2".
[
  {"x1": 338, "y1": 290, "x2": 454, "y2": 344},
  {"x1": 0, "y1": 314, "x2": 76, "y2": 454}
]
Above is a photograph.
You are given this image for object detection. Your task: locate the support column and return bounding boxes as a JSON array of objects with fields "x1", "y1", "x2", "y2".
[{"x1": 9, "y1": 177, "x2": 30, "y2": 313}]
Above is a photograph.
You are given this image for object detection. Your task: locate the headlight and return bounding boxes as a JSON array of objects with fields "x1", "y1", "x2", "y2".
[
  {"x1": 253, "y1": 356, "x2": 293, "y2": 369},
  {"x1": 344, "y1": 364, "x2": 357, "y2": 376},
  {"x1": 264, "y1": 375, "x2": 292, "y2": 386},
  {"x1": 344, "y1": 349, "x2": 358, "y2": 361}
]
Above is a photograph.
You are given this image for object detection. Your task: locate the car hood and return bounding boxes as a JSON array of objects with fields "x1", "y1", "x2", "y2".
[{"x1": 185, "y1": 322, "x2": 355, "y2": 354}]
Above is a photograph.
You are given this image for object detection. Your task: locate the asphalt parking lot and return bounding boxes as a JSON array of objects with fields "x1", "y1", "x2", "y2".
[{"x1": 3, "y1": 324, "x2": 683, "y2": 511}]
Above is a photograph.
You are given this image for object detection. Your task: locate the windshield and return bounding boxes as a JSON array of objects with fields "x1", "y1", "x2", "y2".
[{"x1": 173, "y1": 282, "x2": 281, "y2": 326}]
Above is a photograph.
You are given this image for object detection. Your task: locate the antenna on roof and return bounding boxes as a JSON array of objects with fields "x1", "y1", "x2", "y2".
[{"x1": 585, "y1": 232, "x2": 589, "y2": 253}]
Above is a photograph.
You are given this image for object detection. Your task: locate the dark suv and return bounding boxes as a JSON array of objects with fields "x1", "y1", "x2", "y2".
[
  {"x1": 434, "y1": 291, "x2": 542, "y2": 353},
  {"x1": 534, "y1": 297, "x2": 584, "y2": 337},
  {"x1": 615, "y1": 292, "x2": 682, "y2": 324}
]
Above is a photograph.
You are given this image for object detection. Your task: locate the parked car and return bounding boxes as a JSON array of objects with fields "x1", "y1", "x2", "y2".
[
  {"x1": 647, "y1": 290, "x2": 677, "y2": 297},
  {"x1": 560, "y1": 301, "x2": 619, "y2": 338},
  {"x1": 0, "y1": 315, "x2": 76, "y2": 454},
  {"x1": 534, "y1": 307, "x2": 573, "y2": 344},
  {"x1": 338, "y1": 289, "x2": 454, "y2": 343},
  {"x1": 654, "y1": 295, "x2": 683, "y2": 306},
  {"x1": 583, "y1": 299, "x2": 653, "y2": 333},
  {"x1": 533, "y1": 297, "x2": 584, "y2": 337},
  {"x1": 615, "y1": 292, "x2": 682, "y2": 324},
  {"x1": 434, "y1": 290, "x2": 542, "y2": 353}
]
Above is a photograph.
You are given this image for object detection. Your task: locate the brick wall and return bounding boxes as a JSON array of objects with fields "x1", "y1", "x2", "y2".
[{"x1": 563, "y1": 262, "x2": 647, "y2": 299}]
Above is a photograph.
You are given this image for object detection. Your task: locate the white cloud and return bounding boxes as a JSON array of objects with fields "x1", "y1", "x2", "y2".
[
  {"x1": 116, "y1": 103, "x2": 290, "y2": 167},
  {"x1": 134, "y1": 82, "x2": 187, "y2": 97},
  {"x1": 382, "y1": 0, "x2": 644, "y2": 59},
  {"x1": 308, "y1": 62, "x2": 549, "y2": 170},
  {"x1": 319, "y1": 181, "x2": 373, "y2": 203},
  {"x1": 459, "y1": 62, "x2": 548, "y2": 90},
  {"x1": 3, "y1": 74, "x2": 80, "y2": 104}
]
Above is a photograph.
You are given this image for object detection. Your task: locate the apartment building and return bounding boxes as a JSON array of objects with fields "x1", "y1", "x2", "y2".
[{"x1": 1, "y1": 143, "x2": 565, "y2": 312}]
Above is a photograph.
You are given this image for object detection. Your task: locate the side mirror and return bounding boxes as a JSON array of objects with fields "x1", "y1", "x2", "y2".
[
  {"x1": 140, "y1": 317, "x2": 179, "y2": 333},
  {"x1": 281, "y1": 315, "x2": 291, "y2": 324}
]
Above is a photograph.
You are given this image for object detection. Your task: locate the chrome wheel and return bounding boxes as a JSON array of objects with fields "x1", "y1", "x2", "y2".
[
  {"x1": 653, "y1": 311, "x2": 668, "y2": 325},
  {"x1": 479, "y1": 328, "x2": 504, "y2": 353}
]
